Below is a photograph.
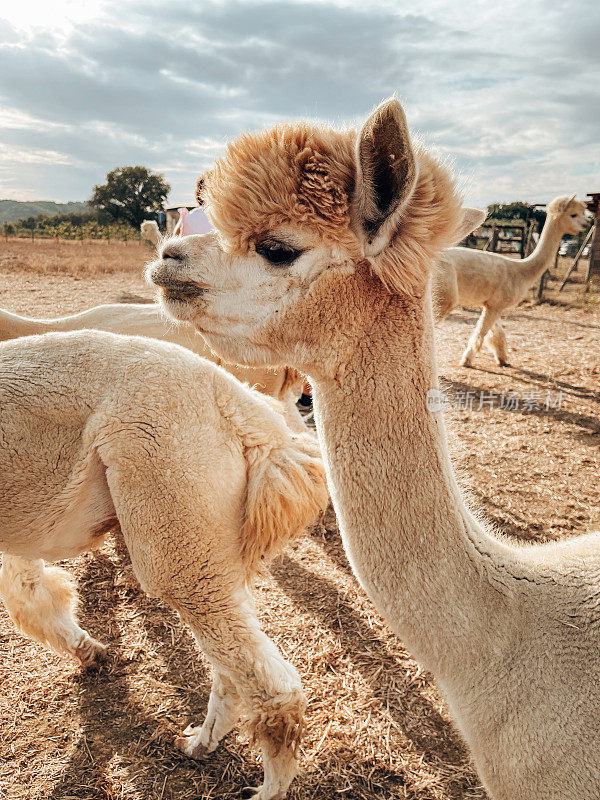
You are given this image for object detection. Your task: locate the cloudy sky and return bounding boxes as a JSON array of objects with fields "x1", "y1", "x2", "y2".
[{"x1": 1, "y1": 0, "x2": 598, "y2": 207}]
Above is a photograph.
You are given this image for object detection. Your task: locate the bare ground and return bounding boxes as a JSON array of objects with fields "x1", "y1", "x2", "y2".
[{"x1": 0, "y1": 260, "x2": 598, "y2": 800}]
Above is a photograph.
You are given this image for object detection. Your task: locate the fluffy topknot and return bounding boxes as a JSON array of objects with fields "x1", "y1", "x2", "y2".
[
  {"x1": 203, "y1": 124, "x2": 356, "y2": 253},
  {"x1": 547, "y1": 194, "x2": 583, "y2": 215},
  {"x1": 202, "y1": 118, "x2": 465, "y2": 296}
]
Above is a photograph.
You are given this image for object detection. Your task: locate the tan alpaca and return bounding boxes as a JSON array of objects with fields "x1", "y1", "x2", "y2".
[
  {"x1": 0, "y1": 330, "x2": 328, "y2": 800},
  {"x1": 433, "y1": 195, "x2": 588, "y2": 366},
  {"x1": 0, "y1": 302, "x2": 307, "y2": 433},
  {"x1": 149, "y1": 99, "x2": 600, "y2": 800}
]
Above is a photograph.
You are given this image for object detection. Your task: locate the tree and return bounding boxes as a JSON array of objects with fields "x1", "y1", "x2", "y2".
[
  {"x1": 21, "y1": 216, "x2": 36, "y2": 230},
  {"x1": 90, "y1": 166, "x2": 170, "y2": 229},
  {"x1": 486, "y1": 201, "x2": 546, "y2": 229}
]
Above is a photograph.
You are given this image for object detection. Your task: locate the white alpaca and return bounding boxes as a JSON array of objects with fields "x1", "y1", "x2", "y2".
[
  {"x1": 149, "y1": 98, "x2": 600, "y2": 800},
  {"x1": 140, "y1": 219, "x2": 161, "y2": 246},
  {"x1": 0, "y1": 330, "x2": 328, "y2": 800},
  {"x1": 433, "y1": 195, "x2": 588, "y2": 366},
  {"x1": 0, "y1": 303, "x2": 307, "y2": 433}
]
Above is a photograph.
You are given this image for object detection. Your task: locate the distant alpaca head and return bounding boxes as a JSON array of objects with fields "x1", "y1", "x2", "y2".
[
  {"x1": 546, "y1": 194, "x2": 589, "y2": 236},
  {"x1": 140, "y1": 220, "x2": 161, "y2": 247},
  {"x1": 149, "y1": 98, "x2": 484, "y2": 374}
]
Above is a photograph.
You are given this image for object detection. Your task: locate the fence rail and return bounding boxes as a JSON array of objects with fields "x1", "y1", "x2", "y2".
[{"x1": 463, "y1": 223, "x2": 531, "y2": 257}]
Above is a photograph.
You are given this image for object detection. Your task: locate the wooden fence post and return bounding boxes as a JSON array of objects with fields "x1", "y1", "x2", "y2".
[
  {"x1": 523, "y1": 222, "x2": 534, "y2": 257},
  {"x1": 587, "y1": 222, "x2": 600, "y2": 291},
  {"x1": 537, "y1": 270, "x2": 548, "y2": 301},
  {"x1": 491, "y1": 225, "x2": 499, "y2": 253},
  {"x1": 583, "y1": 194, "x2": 600, "y2": 291},
  {"x1": 558, "y1": 225, "x2": 595, "y2": 291}
]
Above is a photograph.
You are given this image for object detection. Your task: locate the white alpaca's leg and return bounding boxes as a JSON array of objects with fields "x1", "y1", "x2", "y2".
[
  {"x1": 166, "y1": 584, "x2": 304, "y2": 800},
  {"x1": 105, "y1": 454, "x2": 307, "y2": 798},
  {"x1": 0, "y1": 554, "x2": 106, "y2": 666},
  {"x1": 176, "y1": 672, "x2": 242, "y2": 757},
  {"x1": 484, "y1": 321, "x2": 510, "y2": 366},
  {"x1": 460, "y1": 307, "x2": 501, "y2": 367}
]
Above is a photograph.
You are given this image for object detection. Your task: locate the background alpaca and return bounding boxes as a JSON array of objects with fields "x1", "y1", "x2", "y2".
[
  {"x1": 0, "y1": 302, "x2": 307, "y2": 433},
  {"x1": 0, "y1": 330, "x2": 328, "y2": 800},
  {"x1": 433, "y1": 194, "x2": 589, "y2": 366},
  {"x1": 140, "y1": 219, "x2": 161, "y2": 246},
  {"x1": 149, "y1": 98, "x2": 600, "y2": 800}
]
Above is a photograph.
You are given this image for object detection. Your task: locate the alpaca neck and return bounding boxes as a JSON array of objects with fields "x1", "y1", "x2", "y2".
[
  {"x1": 514, "y1": 216, "x2": 564, "y2": 284},
  {"x1": 0, "y1": 308, "x2": 45, "y2": 340},
  {"x1": 311, "y1": 267, "x2": 511, "y2": 682}
]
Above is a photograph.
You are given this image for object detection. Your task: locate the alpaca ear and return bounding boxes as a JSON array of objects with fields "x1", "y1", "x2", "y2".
[
  {"x1": 351, "y1": 97, "x2": 418, "y2": 256},
  {"x1": 566, "y1": 192, "x2": 577, "y2": 207},
  {"x1": 453, "y1": 207, "x2": 487, "y2": 243}
]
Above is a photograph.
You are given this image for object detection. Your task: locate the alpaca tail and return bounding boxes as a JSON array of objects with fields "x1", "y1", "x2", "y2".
[{"x1": 241, "y1": 432, "x2": 328, "y2": 573}]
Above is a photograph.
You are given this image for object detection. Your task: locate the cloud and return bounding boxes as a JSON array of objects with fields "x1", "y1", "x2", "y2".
[{"x1": 0, "y1": 0, "x2": 598, "y2": 206}]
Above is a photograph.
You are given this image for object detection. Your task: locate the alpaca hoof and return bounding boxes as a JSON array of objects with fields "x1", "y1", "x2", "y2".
[
  {"x1": 175, "y1": 727, "x2": 211, "y2": 760},
  {"x1": 497, "y1": 359, "x2": 510, "y2": 367},
  {"x1": 189, "y1": 742, "x2": 210, "y2": 760},
  {"x1": 75, "y1": 638, "x2": 107, "y2": 669},
  {"x1": 459, "y1": 351, "x2": 474, "y2": 368},
  {"x1": 241, "y1": 788, "x2": 284, "y2": 800}
]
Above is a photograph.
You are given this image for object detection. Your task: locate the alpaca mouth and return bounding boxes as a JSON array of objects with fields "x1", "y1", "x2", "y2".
[
  {"x1": 155, "y1": 278, "x2": 204, "y2": 303},
  {"x1": 164, "y1": 285, "x2": 203, "y2": 302}
]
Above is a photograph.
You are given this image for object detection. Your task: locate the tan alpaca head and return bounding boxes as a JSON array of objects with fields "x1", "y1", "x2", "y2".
[
  {"x1": 149, "y1": 98, "x2": 484, "y2": 373},
  {"x1": 546, "y1": 194, "x2": 589, "y2": 236}
]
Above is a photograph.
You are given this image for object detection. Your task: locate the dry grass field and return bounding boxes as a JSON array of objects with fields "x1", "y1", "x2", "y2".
[
  {"x1": 0, "y1": 242, "x2": 599, "y2": 800},
  {"x1": 0, "y1": 238, "x2": 152, "y2": 276}
]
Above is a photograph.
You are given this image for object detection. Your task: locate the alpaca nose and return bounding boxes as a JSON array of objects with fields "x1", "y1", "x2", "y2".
[
  {"x1": 149, "y1": 265, "x2": 179, "y2": 288},
  {"x1": 161, "y1": 243, "x2": 186, "y2": 262}
]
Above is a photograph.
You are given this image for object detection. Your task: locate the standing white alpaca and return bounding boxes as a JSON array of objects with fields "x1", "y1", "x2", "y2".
[
  {"x1": 0, "y1": 302, "x2": 307, "y2": 433},
  {"x1": 149, "y1": 98, "x2": 600, "y2": 800},
  {"x1": 433, "y1": 195, "x2": 588, "y2": 366},
  {"x1": 0, "y1": 330, "x2": 328, "y2": 800}
]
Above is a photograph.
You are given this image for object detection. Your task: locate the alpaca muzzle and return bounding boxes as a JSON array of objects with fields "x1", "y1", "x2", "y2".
[{"x1": 149, "y1": 263, "x2": 206, "y2": 301}]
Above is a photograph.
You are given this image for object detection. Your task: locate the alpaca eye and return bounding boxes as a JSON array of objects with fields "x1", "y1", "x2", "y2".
[
  {"x1": 256, "y1": 242, "x2": 301, "y2": 266},
  {"x1": 571, "y1": 214, "x2": 577, "y2": 218}
]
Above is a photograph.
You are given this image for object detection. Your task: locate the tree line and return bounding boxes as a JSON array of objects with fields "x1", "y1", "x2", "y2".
[
  {"x1": 3, "y1": 166, "x2": 170, "y2": 241},
  {"x1": 1, "y1": 168, "x2": 561, "y2": 242}
]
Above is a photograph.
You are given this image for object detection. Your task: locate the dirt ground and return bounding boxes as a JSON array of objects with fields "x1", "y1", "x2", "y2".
[{"x1": 0, "y1": 256, "x2": 599, "y2": 800}]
